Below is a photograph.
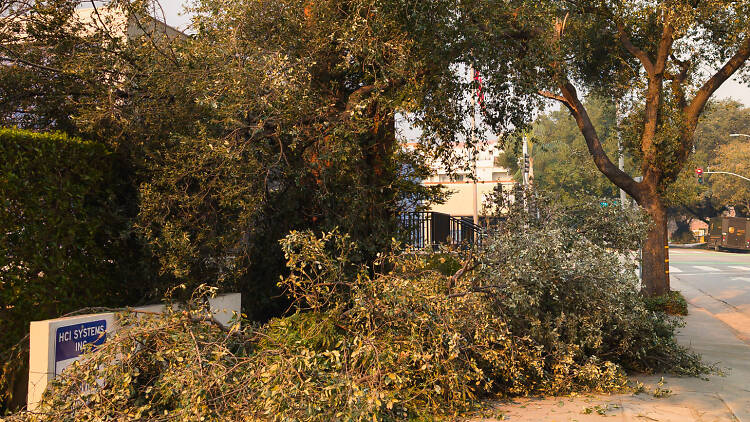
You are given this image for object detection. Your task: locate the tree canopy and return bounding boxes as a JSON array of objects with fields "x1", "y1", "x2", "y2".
[{"x1": 0, "y1": 0, "x2": 454, "y2": 318}]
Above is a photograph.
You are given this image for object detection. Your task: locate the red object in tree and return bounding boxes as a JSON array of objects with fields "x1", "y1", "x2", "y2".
[{"x1": 473, "y1": 69, "x2": 485, "y2": 108}]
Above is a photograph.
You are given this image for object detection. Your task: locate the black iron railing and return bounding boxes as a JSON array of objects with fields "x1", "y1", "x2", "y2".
[{"x1": 399, "y1": 212, "x2": 484, "y2": 249}]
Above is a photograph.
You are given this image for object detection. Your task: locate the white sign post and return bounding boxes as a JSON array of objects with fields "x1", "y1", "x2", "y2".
[
  {"x1": 27, "y1": 293, "x2": 241, "y2": 410},
  {"x1": 27, "y1": 313, "x2": 117, "y2": 410}
]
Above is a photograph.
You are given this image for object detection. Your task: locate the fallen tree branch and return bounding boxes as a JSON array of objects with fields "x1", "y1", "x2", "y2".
[{"x1": 447, "y1": 253, "x2": 476, "y2": 294}]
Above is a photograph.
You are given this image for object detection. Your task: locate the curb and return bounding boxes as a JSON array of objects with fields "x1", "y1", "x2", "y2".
[{"x1": 668, "y1": 242, "x2": 706, "y2": 249}]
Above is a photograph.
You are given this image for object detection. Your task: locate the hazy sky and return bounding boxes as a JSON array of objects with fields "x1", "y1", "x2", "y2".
[
  {"x1": 157, "y1": 0, "x2": 750, "y2": 110},
  {"x1": 154, "y1": 0, "x2": 191, "y2": 30}
]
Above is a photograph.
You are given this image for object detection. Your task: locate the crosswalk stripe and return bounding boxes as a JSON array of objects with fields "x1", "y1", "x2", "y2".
[
  {"x1": 669, "y1": 266, "x2": 682, "y2": 273},
  {"x1": 729, "y1": 266, "x2": 750, "y2": 271},
  {"x1": 693, "y1": 266, "x2": 721, "y2": 272}
]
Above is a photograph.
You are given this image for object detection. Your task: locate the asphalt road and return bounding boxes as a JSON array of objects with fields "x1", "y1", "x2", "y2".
[{"x1": 669, "y1": 248, "x2": 750, "y2": 317}]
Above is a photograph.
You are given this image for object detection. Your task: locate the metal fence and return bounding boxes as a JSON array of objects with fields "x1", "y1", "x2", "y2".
[{"x1": 398, "y1": 212, "x2": 483, "y2": 249}]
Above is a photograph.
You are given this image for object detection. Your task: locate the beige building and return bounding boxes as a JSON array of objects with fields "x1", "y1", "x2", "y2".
[
  {"x1": 74, "y1": 6, "x2": 185, "y2": 40},
  {"x1": 406, "y1": 140, "x2": 519, "y2": 218}
]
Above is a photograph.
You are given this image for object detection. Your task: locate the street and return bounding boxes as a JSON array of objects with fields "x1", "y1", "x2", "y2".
[{"x1": 670, "y1": 248, "x2": 750, "y2": 320}]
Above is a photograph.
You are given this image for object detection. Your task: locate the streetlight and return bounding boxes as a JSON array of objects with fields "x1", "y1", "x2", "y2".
[{"x1": 698, "y1": 134, "x2": 750, "y2": 183}]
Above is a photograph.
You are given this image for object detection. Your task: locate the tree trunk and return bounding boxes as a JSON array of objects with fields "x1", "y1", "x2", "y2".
[{"x1": 641, "y1": 196, "x2": 670, "y2": 296}]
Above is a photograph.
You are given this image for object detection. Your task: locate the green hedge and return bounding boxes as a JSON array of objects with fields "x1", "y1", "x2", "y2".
[{"x1": 0, "y1": 128, "x2": 151, "y2": 411}]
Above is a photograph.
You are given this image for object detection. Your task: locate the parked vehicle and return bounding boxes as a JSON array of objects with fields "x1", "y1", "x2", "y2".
[{"x1": 707, "y1": 217, "x2": 750, "y2": 251}]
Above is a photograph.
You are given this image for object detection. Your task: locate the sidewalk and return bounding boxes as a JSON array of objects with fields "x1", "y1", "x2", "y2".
[{"x1": 474, "y1": 277, "x2": 750, "y2": 421}]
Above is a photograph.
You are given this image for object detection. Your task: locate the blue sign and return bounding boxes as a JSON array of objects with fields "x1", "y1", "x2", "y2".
[{"x1": 55, "y1": 320, "x2": 107, "y2": 363}]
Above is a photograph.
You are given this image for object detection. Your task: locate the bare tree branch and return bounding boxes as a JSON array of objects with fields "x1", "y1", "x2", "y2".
[
  {"x1": 557, "y1": 80, "x2": 641, "y2": 200},
  {"x1": 653, "y1": 23, "x2": 674, "y2": 76},
  {"x1": 344, "y1": 84, "x2": 375, "y2": 113},
  {"x1": 447, "y1": 253, "x2": 475, "y2": 294},
  {"x1": 0, "y1": 54, "x2": 63, "y2": 73},
  {"x1": 448, "y1": 284, "x2": 506, "y2": 298},
  {"x1": 617, "y1": 23, "x2": 654, "y2": 76},
  {"x1": 638, "y1": 23, "x2": 674, "y2": 186},
  {"x1": 537, "y1": 89, "x2": 569, "y2": 105},
  {"x1": 686, "y1": 35, "x2": 750, "y2": 127}
]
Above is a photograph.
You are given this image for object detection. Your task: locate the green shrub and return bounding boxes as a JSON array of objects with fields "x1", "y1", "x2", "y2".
[
  {"x1": 0, "y1": 128, "x2": 154, "y2": 411},
  {"x1": 424, "y1": 253, "x2": 463, "y2": 276},
  {"x1": 644, "y1": 291, "x2": 689, "y2": 316},
  {"x1": 9, "y1": 221, "x2": 713, "y2": 421}
]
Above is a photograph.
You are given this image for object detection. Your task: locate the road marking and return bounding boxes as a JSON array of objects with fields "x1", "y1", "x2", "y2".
[
  {"x1": 732, "y1": 277, "x2": 750, "y2": 283},
  {"x1": 729, "y1": 266, "x2": 750, "y2": 271},
  {"x1": 669, "y1": 266, "x2": 682, "y2": 273},
  {"x1": 693, "y1": 266, "x2": 722, "y2": 272}
]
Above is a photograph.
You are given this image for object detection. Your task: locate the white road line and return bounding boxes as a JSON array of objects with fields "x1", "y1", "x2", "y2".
[
  {"x1": 693, "y1": 266, "x2": 722, "y2": 272},
  {"x1": 732, "y1": 277, "x2": 750, "y2": 283},
  {"x1": 669, "y1": 266, "x2": 682, "y2": 273},
  {"x1": 729, "y1": 266, "x2": 750, "y2": 271}
]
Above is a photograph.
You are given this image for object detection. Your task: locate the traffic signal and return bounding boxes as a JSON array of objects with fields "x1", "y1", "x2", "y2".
[
  {"x1": 695, "y1": 167, "x2": 703, "y2": 184},
  {"x1": 523, "y1": 154, "x2": 529, "y2": 173}
]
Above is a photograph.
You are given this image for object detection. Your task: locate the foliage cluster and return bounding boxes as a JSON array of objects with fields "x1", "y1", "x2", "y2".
[
  {"x1": 10, "y1": 205, "x2": 712, "y2": 420},
  {"x1": 484, "y1": 186, "x2": 650, "y2": 253},
  {"x1": 1, "y1": 1, "x2": 448, "y2": 411},
  {"x1": 710, "y1": 137, "x2": 750, "y2": 214},
  {"x1": 644, "y1": 291, "x2": 689, "y2": 316},
  {"x1": 122, "y1": 0, "x2": 454, "y2": 320},
  {"x1": 0, "y1": 128, "x2": 158, "y2": 409},
  {"x1": 1, "y1": 0, "x2": 448, "y2": 321}
]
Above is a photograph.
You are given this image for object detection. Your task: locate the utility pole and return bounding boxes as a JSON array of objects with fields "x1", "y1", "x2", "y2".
[
  {"x1": 470, "y1": 65, "x2": 479, "y2": 225},
  {"x1": 616, "y1": 100, "x2": 627, "y2": 209},
  {"x1": 522, "y1": 135, "x2": 529, "y2": 187}
]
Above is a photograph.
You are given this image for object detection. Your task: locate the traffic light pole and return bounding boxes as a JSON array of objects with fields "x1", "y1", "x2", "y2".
[
  {"x1": 470, "y1": 64, "x2": 479, "y2": 225},
  {"x1": 522, "y1": 136, "x2": 529, "y2": 187},
  {"x1": 616, "y1": 101, "x2": 628, "y2": 209},
  {"x1": 703, "y1": 170, "x2": 750, "y2": 183}
]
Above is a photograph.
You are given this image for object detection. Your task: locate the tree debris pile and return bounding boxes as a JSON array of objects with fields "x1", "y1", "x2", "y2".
[{"x1": 11, "y1": 225, "x2": 712, "y2": 421}]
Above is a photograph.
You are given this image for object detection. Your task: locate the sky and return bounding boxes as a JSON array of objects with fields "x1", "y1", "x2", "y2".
[
  {"x1": 157, "y1": 0, "x2": 750, "y2": 110},
  {"x1": 155, "y1": 0, "x2": 192, "y2": 31}
]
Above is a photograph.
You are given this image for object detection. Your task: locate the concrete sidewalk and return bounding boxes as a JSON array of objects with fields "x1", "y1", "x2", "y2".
[{"x1": 474, "y1": 278, "x2": 750, "y2": 421}]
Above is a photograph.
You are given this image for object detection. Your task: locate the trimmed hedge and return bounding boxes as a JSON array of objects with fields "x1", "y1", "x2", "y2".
[{"x1": 0, "y1": 128, "x2": 151, "y2": 411}]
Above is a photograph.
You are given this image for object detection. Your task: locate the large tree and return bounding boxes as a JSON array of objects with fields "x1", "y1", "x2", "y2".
[
  {"x1": 0, "y1": 0, "x2": 450, "y2": 409},
  {"x1": 462, "y1": 1, "x2": 750, "y2": 296},
  {"x1": 0, "y1": 0, "x2": 455, "y2": 317}
]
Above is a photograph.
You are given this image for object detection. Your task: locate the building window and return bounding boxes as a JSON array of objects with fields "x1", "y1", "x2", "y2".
[{"x1": 438, "y1": 173, "x2": 464, "y2": 182}]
